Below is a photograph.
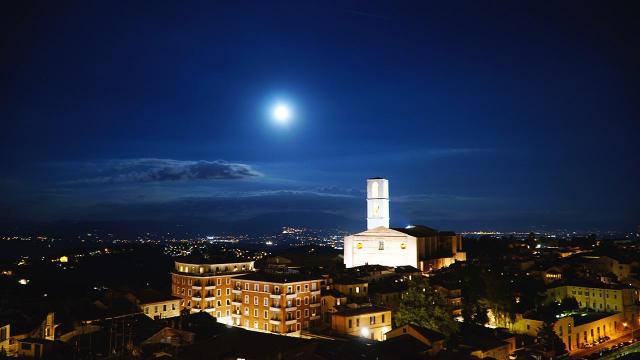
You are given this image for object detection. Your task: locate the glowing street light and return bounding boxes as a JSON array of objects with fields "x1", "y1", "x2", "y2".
[{"x1": 361, "y1": 327, "x2": 369, "y2": 338}]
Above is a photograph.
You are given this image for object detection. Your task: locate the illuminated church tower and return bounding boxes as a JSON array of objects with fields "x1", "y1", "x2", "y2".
[{"x1": 367, "y1": 177, "x2": 389, "y2": 229}]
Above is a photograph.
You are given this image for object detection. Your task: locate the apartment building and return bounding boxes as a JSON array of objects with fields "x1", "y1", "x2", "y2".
[
  {"x1": 126, "y1": 290, "x2": 181, "y2": 320},
  {"x1": 546, "y1": 281, "x2": 639, "y2": 325},
  {"x1": 331, "y1": 305, "x2": 392, "y2": 341},
  {"x1": 229, "y1": 272, "x2": 323, "y2": 335},
  {"x1": 171, "y1": 255, "x2": 255, "y2": 322}
]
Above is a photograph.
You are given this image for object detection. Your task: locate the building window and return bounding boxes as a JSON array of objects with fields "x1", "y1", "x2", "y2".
[
  {"x1": 379, "y1": 240, "x2": 384, "y2": 250},
  {"x1": 304, "y1": 309, "x2": 309, "y2": 317},
  {"x1": 226, "y1": 278, "x2": 231, "y2": 285},
  {"x1": 296, "y1": 310, "x2": 301, "y2": 319},
  {"x1": 370, "y1": 316, "x2": 375, "y2": 325},
  {"x1": 264, "y1": 285, "x2": 269, "y2": 292},
  {"x1": 155, "y1": 306, "x2": 158, "y2": 313},
  {"x1": 226, "y1": 288, "x2": 231, "y2": 296},
  {"x1": 244, "y1": 307, "x2": 249, "y2": 316},
  {"x1": 527, "y1": 324, "x2": 530, "y2": 330},
  {"x1": 217, "y1": 300, "x2": 221, "y2": 307},
  {"x1": 348, "y1": 320, "x2": 352, "y2": 328},
  {"x1": 245, "y1": 283, "x2": 250, "y2": 290},
  {"x1": 615, "y1": 305, "x2": 618, "y2": 310},
  {"x1": 356, "y1": 287, "x2": 360, "y2": 294},
  {"x1": 297, "y1": 285, "x2": 301, "y2": 293},
  {"x1": 172, "y1": 304, "x2": 176, "y2": 310},
  {"x1": 264, "y1": 298, "x2": 268, "y2": 306},
  {"x1": 217, "y1": 289, "x2": 221, "y2": 297},
  {"x1": 312, "y1": 283, "x2": 317, "y2": 291},
  {"x1": 254, "y1": 296, "x2": 259, "y2": 305},
  {"x1": 226, "y1": 299, "x2": 230, "y2": 306},
  {"x1": 216, "y1": 311, "x2": 221, "y2": 318},
  {"x1": 181, "y1": 288, "x2": 184, "y2": 295},
  {"x1": 382, "y1": 314, "x2": 385, "y2": 323},
  {"x1": 245, "y1": 295, "x2": 249, "y2": 304},
  {"x1": 356, "y1": 318, "x2": 360, "y2": 327},
  {"x1": 188, "y1": 278, "x2": 192, "y2": 285},
  {"x1": 188, "y1": 289, "x2": 192, "y2": 296},
  {"x1": 264, "y1": 310, "x2": 268, "y2": 319},
  {"x1": 21, "y1": 343, "x2": 32, "y2": 351},
  {"x1": 145, "y1": 307, "x2": 149, "y2": 314},
  {"x1": 217, "y1": 278, "x2": 222, "y2": 286},
  {"x1": 254, "y1": 284, "x2": 259, "y2": 291},
  {"x1": 163, "y1": 304, "x2": 167, "y2": 312},
  {"x1": 254, "y1": 309, "x2": 258, "y2": 317},
  {"x1": 287, "y1": 286, "x2": 292, "y2": 294},
  {"x1": 187, "y1": 300, "x2": 191, "y2": 307},
  {"x1": 296, "y1": 298, "x2": 301, "y2": 306},
  {"x1": 226, "y1": 310, "x2": 230, "y2": 316},
  {"x1": 274, "y1": 286, "x2": 280, "y2": 294}
]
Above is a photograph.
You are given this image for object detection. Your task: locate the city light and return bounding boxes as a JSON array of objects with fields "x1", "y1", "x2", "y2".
[{"x1": 361, "y1": 327, "x2": 369, "y2": 337}]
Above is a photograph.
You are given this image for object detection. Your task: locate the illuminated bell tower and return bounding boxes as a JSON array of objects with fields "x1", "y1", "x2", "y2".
[{"x1": 367, "y1": 177, "x2": 389, "y2": 229}]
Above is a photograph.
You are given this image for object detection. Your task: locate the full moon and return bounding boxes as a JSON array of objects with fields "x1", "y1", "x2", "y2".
[{"x1": 273, "y1": 105, "x2": 291, "y2": 123}]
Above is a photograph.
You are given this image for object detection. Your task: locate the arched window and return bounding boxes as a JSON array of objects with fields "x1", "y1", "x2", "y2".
[{"x1": 371, "y1": 182, "x2": 379, "y2": 198}]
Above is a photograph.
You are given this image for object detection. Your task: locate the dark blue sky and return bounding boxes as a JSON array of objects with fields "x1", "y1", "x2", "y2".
[{"x1": 1, "y1": 1, "x2": 639, "y2": 231}]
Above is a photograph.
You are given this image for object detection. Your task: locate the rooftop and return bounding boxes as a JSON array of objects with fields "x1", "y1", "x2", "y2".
[
  {"x1": 128, "y1": 290, "x2": 181, "y2": 305},
  {"x1": 332, "y1": 305, "x2": 392, "y2": 317},
  {"x1": 235, "y1": 272, "x2": 323, "y2": 284}
]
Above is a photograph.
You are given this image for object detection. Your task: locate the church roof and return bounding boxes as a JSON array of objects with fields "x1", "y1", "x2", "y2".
[{"x1": 391, "y1": 225, "x2": 440, "y2": 237}]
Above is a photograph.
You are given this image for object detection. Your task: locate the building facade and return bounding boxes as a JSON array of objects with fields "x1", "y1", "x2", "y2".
[
  {"x1": 546, "y1": 281, "x2": 639, "y2": 327},
  {"x1": 331, "y1": 305, "x2": 393, "y2": 341},
  {"x1": 344, "y1": 178, "x2": 465, "y2": 272},
  {"x1": 171, "y1": 256, "x2": 255, "y2": 322},
  {"x1": 230, "y1": 273, "x2": 323, "y2": 335}
]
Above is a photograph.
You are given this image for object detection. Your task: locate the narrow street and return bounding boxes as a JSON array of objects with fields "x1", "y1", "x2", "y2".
[{"x1": 571, "y1": 332, "x2": 637, "y2": 359}]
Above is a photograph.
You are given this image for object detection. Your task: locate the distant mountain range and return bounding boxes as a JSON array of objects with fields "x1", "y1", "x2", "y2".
[
  {"x1": 0, "y1": 212, "x2": 630, "y2": 240},
  {"x1": 0, "y1": 212, "x2": 366, "y2": 239}
]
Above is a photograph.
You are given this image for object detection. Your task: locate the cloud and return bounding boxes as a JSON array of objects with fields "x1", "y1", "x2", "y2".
[
  {"x1": 73, "y1": 159, "x2": 261, "y2": 184},
  {"x1": 198, "y1": 186, "x2": 364, "y2": 198}
]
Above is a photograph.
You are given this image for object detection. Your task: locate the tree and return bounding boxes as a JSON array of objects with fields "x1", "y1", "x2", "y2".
[
  {"x1": 479, "y1": 271, "x2": 516, "y2": 328},
  {"x1": 394, "y1": 280, "x2": 459, "y2": 337},
  {"x1": 536, "y1": 321, "x2": 567, "y2": 356},
  {"x1": 560, "y1": 297, "x2": 579, "y2": 313}
]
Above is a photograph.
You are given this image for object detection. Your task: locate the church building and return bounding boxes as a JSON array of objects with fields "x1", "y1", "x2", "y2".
[{"x1": 343, "y1": 178, "x2": 466, "y2": 272}]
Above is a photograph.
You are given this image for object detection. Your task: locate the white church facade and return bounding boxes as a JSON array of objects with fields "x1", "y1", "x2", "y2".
[{"x1": 344, "y1": 178, "x2": 466, "y2": 272}]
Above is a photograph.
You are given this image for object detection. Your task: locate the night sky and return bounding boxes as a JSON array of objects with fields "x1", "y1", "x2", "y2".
[{"x1": 1, "y1": 1, "x2": 639, "y2": 231}]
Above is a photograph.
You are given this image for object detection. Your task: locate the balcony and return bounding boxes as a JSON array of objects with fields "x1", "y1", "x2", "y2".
[
  {"x1": 310, "y1": 315, "x2": 321, "y2": 320},
  {"x1": 192, "y1": 285, "x2": 203, "y2": 290},
  {"x1": 231, "y1": 299, "x2": 242, "y2": 306},
  {"x1": 204, "y1": 308, "x2": 215, "y2": 313},
  {"x1": 231, "y1": 313, "x2": 241, "y2": 318},
  {"x1": 270, "y1": 292, "x2": 282, "y2": 299},
  {"x1": 270, "y1": 305, "x2": 281, "y2": 312},
  {"x1": 204, "y1": 284, "x2": 216, "y2": 290},
  {"x1": 232, "y1": 288, "x2": 242, "y2": 295},
  {"x1": 285, "y1": 319, "x2": 297, "y2": 325},
  {"x1": 192, "y1": 295, "x2": 202, "y2": 301},
  {"x1": 310, "y1": 302, "x2": 321, "y2": 308},
  {"x1": 191, "y1": 308, "x2": 201, "y2": 313},
  {"x1": 205, "y1": 296, "x2": 215, "y2": 301},
  {"x1": 311, "y1": 290, "x2": 321, "y2": 296},
  {"x1": 285, "y1": 306, "x2": 297, "y2": 312},
  {"x1": 269, "y1": 319, "x2": 282, "y2": 325}
]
